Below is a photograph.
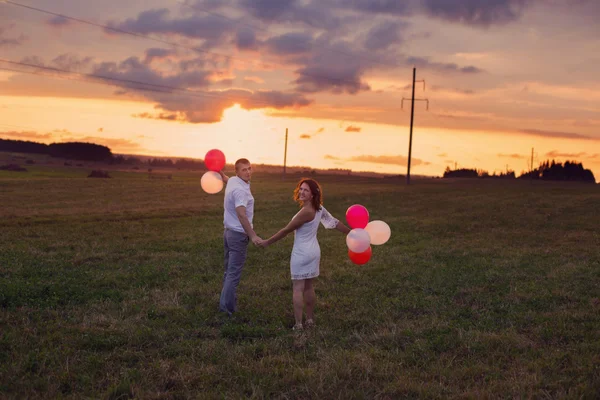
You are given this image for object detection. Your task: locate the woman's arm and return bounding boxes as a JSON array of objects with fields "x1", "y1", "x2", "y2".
[
  {"x1": 263, "y1": 208, "x2": 315, "y2": 246},
  {"x1": 321, "y1": 206, "x2": 350, "y2": 234},
  {"x1": 335, "y1": 220, "x2": 351, "y2": 234}
]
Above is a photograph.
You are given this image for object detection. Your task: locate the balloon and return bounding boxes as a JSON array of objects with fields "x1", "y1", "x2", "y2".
[
  {"x1": 349, "y1": 247, "x2": 372, "y2": 265},
  {"x1": 204, "y1": 149, "x2": 226, "y2": 172},
  {"x1": 346, "y1": 204, "x2": 369, "y2": 229},
  {"x1": 346, "y1": 228, "x2": 371, "y2": 253},
  {"x1": 365, "y1": 220, "x2": 391, "y2": 245},
  {"x1": 201, "y1": 171, "x2": 223, "y2": 194}
]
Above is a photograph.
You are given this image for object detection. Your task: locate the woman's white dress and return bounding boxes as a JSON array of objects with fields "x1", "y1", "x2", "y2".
[{"x1": 290, "y1": 206, "x2": 339, "y2": 280}]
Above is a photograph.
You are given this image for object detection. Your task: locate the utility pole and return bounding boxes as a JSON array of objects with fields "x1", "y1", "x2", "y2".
[
  {"x1": 530, "y1": 147, "x2": 534, "y2": 172},
  {"x1": 283, "y1": 128, "x2": 288, "y2": 178},
  {"x1": 401, "y1": 68, "x2": 429, "y2": 185},
  {"x1": 530, "y1": 147, "x2": 535, "y2": 183}
]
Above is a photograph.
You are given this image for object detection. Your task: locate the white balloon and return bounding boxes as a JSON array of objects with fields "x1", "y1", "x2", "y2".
[
  {"x1": 365, "y1": 220, "x2": 391, "y2": 245},
  {"x1": 346, "y1": 228, "x2": 371, "y2": 253},
  {"x1": 201, "y1": 171, "x2": 223, "y2": 194}
]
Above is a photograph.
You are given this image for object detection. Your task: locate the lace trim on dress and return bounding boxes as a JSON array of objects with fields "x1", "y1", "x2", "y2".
[
  {"x1": 320, "y1": 207, "x2": 339, "y2": 229},
  {"x1": 291, "y1": 271, "x2": 320, "y2": 280}
]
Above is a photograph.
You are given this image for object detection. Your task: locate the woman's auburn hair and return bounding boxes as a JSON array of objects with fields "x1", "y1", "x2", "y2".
[{"x1": 293, "y1": 178, "x2": 323, "y2": 210}]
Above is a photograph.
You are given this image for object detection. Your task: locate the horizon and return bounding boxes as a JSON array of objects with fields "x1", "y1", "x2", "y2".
[{"x1": 1, "y1": 1, "x2": 599, "y2": 178}]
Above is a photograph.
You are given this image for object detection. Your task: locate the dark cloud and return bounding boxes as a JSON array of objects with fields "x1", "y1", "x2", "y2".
[
  {"x1": 132, "y1": 112, "x2": 182, "y2": 121},
  {"x1": 291, "y1": 38, "x2": 376, "y2": 94},
  {"x1": 339, "y1": 0, "x2": 530, "y2": 27},
  {"x1": 265, "y1": 32, "x2": 313, "y2": 55},
  {"x1": 338, "y1": 0, "x2": 412, "y2": 16},
  {"x1": 300, "y1": 134, "x2": 311, "y2": 139},
  {"x1": 520, "y1": 129, "x2": 598, "y2": 141},
  {"x1": 52, "y1": 54, "x2": 94, "y2": 71},
  {"x1": 406, "y1": 56, "x2": 484, "y2": 74},
  {"x1": 19, "y1": 56, "x2": 46, "y2": 67},
  {"x1": 290, "y1": 2, "x2": 343, "y2": 30},
  {"x1": 144, "y1": 48, "x2": 177, "y2": 63},
  {"x1": 421, "y1": 0, "x2": 529, "y2": 27},
  {"x1": 47, "y1": 16, "x2": 72, "y2": 27},
  {"x1": 239, "y1": 0, "x2": 341, "y2": 29},
  {"x1": 0, "y1": 26, "x2": 27, "y2": 47},
  {"x1": 107, "y1": 9, "x2": 232, "y2": 45},
  {"x1": 261, "y1": 32, "x2": 381, "y2": 95},
  {"x1": 345, "y1": 125, "x2": 361, "y2": 132},
  {"x1": 235, "y1": 28, "x2": 259, "y2": 51},
  {"x1": 325, "y1": 154, "x2": 341, "y2": 160},
  {"x1": 239, "y1": 0, "x2": 297, "y2": 20},
  {"x1": 92, "y1": 56, "x2": 215, "y2": 90},
  {"x1": 364, "y1": 21, "x2": 404, "y2": 50}
]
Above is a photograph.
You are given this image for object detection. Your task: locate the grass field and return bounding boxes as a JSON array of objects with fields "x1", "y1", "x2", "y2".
[{"x1": 1, "y1": 160, "x2": 599, "y2": 398}]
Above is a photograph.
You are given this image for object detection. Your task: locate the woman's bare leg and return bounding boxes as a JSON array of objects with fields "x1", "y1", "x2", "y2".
[
  {"x1": 292, "y1": 280, "x2": 305, "y2": 327},
  {"x1": 303, "y1": 278, "x2": 316, "y2": 323}
]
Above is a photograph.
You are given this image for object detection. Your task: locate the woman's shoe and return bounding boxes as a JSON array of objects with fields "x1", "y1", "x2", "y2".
[
  {"x1": 304, "y1": 319, "x2": 315, "y2": 328},
  {"x1": 292, "y1": 323, "x2": 303, "y2": 331}
]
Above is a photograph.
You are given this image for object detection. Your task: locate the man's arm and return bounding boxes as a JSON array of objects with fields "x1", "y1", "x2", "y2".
[
  {"x1": 219, "y1": 170, "x2": 229, "y2": 184},
  {"x1": 235, "y1": 206, "x2": 260, "y2": 245}
]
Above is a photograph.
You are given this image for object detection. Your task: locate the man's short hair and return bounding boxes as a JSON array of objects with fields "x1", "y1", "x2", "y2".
[{"x1": 235, "y1": 158, "x2": 251, "y2": 170}]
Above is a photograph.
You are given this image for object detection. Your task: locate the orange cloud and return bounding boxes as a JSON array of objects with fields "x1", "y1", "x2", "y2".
[
  {"x1": 244, "y1": 76, "x2": 265, "y2": 84},
  {"x1": 349, "y1": 154, "x2": 429, "y2": 166},
  {"x1": 0, "y1": 130, "x2": 53, "y2": 141},
  {"x1": 498, "y1": 153, "x2": 527, "y2": 159}
]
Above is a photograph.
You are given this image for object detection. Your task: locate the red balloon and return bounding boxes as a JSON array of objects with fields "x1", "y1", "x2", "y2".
[
  {"x1": 348, "y1": 247, "x2": 372, "y2": 265},
  {"x1": 204, "y1": 149, "x2": 226, "y2": 172},
  {"x1": 346, "y1": 204, "x2": 369, "y2": 229}
]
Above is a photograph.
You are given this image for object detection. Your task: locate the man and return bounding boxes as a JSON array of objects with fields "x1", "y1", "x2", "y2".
[{"x1": 218, "y1": 158, "x2": 261, "y2": 315}]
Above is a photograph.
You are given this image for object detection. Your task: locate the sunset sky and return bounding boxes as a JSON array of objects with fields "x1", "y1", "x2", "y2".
[{"x1": 1, "y1": 0, "x2": 599, "y2": 178}]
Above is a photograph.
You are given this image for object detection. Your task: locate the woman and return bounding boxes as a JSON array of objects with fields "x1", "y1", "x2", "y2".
[{"x1": 259, "y1": 178, "x2": 350, "y2": 331}]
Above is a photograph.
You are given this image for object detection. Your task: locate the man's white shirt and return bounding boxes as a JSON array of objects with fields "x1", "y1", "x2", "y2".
[{"x1": 223, "y1": 176, "x2": 254, "y2": 233}]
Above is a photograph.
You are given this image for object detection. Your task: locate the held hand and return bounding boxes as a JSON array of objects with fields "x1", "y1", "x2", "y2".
[
  {"x1": 251, "y1": 235, "x2": 263, "y2": 246},
  {"x1": 259, "y1": 239, "x2": 270, "y2": 248}
]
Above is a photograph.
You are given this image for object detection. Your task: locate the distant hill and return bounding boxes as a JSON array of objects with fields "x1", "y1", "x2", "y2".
[{"x1": 1, "y1": 139, "x2": 112, "y2": 162}]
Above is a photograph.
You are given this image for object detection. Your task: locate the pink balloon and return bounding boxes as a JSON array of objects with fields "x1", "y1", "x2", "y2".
[
  {"x1": 204, "y1": 149, "x2": 226, "y2": 172},
  {"x1": 346, "y1": 204, "x2": 369, "y2": 229}
]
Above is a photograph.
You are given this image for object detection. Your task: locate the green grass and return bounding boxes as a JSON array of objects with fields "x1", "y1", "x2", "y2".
[{"x1": 1, "y1": 165, "x2": 599, "y2": 398}]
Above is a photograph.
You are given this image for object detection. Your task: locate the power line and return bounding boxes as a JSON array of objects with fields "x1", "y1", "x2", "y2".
[
  {"x1": 0, "y1": 60, "x2": 298, "y2": 108},
  {"x1": 3, "y1": 0, "x2": 378, "y2": 89},
  {"x1": 0, "y1": 65, "x2": 187, "y2": 98},
  {"x1": 3, "y1": 0, "x2": 243, "y2": 65}
]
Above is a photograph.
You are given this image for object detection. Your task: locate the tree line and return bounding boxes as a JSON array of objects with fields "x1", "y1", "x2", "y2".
[{"x1": 444, "y1": 160, "x2": 595, "y2": 183}]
